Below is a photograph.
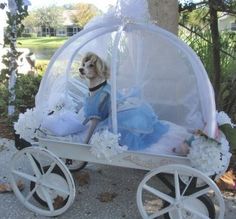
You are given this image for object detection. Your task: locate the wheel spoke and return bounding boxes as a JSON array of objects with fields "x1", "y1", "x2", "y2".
[
  {"x1": 26, "y1": 153, "x2": 42, "y2": 178},
  {"x1": 143, "y1": 184, "x2": 174, "y2": 204},
  {"x1": 189, "y1": 177, "x2": 197, "y2": 188},
  {"x1": 176, "y1": 208, "x2": 183, "y2": 219},
  {"x1": 181, "y1": 176, "x2": 194, "y2": 196},
  {"x1": 182, "y1": 205, "x2": 210, "y2": 219},
  {"x1": 186, "y1": 187, "x2": 211, "y2": 200},
  {"x1": 25, "y1": 184, "x2": 38, "y2": 201},
  {"x1": 44, "y1": 162, "x2": 57, "y2": 176},
  {"x1": 148, "y1": 205, "x2": 175, "y2": 219},
  {"x1": 40, "y1": 187, "x2": 54, "y2": 212},
  {"x1": 12, "y1": 170, "x2": 37, "y2": 182},
  {"x1": 41, "y1": 181, "x2": 70, "y2": 195},
  {"x1": 174, "y1": 171, "x2": 180, "y2": 200}
]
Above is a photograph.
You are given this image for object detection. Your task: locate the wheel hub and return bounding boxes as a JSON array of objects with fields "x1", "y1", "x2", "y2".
[
  {"x1": 175, "y1": 203, "x2": 181, "y2": 209},
  {"x1": 173, "y1": 198, "x2": 183, "y2": 209}
]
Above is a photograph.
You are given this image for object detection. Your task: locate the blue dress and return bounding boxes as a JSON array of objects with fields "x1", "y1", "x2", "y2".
[{"x1": 84, "y1": 84, "x2": 169, "y2": 151}]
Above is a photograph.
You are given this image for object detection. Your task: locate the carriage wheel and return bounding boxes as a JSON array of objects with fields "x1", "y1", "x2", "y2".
[
  {"x1": 9, "y1": 147, "x2": 76, "y2": 217},
  {"x1": 30, "y1": 165, "x2": 69, "y2": 207},
  {"x1": 62, "y1": 159, "x2": 88, "y2": 172},
  {"x1": 137, "y1": 164, "x2": 225, "y2": 219}
]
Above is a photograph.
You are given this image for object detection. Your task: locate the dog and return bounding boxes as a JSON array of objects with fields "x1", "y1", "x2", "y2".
[
  {"x1": 79, "y1": 52, "x2": 110, "y2": 90},
  {"x1": 79, "y1": 52, "x2": 110, "y2": 144}
]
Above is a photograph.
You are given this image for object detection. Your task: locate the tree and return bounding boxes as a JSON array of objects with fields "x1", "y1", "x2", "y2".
[
  {"x1": 34, "y1": 5, "x2": 64, "y2": 35},
  {"x1": 179, "y1": 0, "x2": 236, "y2": 109},
  {"x1": 70, "y1": 3, "x2": 100, "y2": 28},
  {"x1": 148, "y1": 0, "x2": 179, "y2": 35},
  {"x1": 1, "y1": 0, "x2": 29, "y2": 116},
  {"x1": 22, "y1": 10, "x2": 38, "y2": 33}
]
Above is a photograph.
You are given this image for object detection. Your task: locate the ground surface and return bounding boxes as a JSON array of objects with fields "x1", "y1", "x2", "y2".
[{"x1": 0, "y1": 117, "x2": 15, "y2": 140}]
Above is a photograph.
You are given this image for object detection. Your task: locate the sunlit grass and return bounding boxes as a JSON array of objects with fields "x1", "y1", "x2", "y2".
[{"x1": 17, "y1": 37, "x2": 69, "y2": 49}]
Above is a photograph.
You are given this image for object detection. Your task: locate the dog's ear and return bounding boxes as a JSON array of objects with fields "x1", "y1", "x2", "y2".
[
  {"x1": 96, "y1": 58, "x2": 110, "y2": 80},
  {"x1": 82, "y1": 52, "x2": 95, "y2": 66},
  {"x1": 104, "y1": 64, "x2": 110, "y2": 79}
]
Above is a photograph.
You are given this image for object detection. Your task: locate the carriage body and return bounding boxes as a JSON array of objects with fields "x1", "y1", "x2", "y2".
[
  {"x1": 10, "y1": 133, "x2": 226, "y2": 218},
  {"x1": 37, "y1": 134, "x2": 190, "y2": 171}
]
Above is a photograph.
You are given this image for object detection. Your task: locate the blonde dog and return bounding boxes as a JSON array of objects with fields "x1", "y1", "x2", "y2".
[
  {"x1": 79, "y1": 52, "x2": 110, "y2": 144},
  {"x1": 79, "y1": 52, "x2": 110, "y2": 90}
]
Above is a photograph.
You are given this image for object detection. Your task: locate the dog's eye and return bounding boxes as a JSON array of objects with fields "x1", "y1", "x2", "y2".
[{"x1": 89, "y1": 64, "x2": 94, "y2": 67}]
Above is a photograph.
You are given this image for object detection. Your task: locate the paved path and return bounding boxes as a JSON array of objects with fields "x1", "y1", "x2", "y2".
[{"x1": 0, "y1": 138, "x2": 235, "y2": 219}]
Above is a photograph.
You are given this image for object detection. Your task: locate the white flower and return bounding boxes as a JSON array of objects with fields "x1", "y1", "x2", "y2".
[
  {"x1": 90, "y1": 130, "x2": 127, "y2": 161},
  {"x1": 14, "y1": 108, "x2": 43, "y2": 143},
  {"x1": 187, "y1": 135, "x2": 231, "y2": 176},
  {"x1": 216, "y1": 111, "x2": 235, "y2": 128}
]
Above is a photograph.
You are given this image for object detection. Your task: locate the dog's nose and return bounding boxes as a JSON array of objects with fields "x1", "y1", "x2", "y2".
[{"x1": 79, "y1": 68, "x2": 84, "y2": 74}]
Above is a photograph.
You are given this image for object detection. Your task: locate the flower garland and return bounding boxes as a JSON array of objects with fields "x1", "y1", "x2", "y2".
[
  {"x1": 187, "y1": 132, "x2": 231, "y2": 176},
  {"x1": 90, "y1": 129, "x2": 127, "y2": 161},
  {"x1": 14, "y1": 108, "x2": 42, "y2": 143},
  {"x1": 187, "y1": 111, "x2": 234, "y2": 176}
]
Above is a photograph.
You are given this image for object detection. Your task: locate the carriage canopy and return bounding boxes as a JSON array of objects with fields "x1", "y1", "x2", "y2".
[{"x1": 35, "y1": 0, "x2": 216, "y2": 137}]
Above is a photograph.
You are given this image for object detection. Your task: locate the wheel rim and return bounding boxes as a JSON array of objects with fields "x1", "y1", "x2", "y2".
[
  {"x1": 9, "y1": 147, "x2": 76, "y2": 217},
  {"x1": 137, "y1": 164, "x2": 225, "y2": 219}
]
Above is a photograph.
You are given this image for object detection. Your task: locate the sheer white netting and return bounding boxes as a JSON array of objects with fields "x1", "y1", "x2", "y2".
[{"x1": 35, "y1": 0, "x2": 216, "y2": 137}]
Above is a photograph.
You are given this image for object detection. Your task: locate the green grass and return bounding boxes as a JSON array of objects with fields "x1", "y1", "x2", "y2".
[
  {"x1": 17, "y1": 37, "x2": 69, "y2": 49},
  {"x1": 17, "y1": 37, "x2": 70, "y2": 61}
]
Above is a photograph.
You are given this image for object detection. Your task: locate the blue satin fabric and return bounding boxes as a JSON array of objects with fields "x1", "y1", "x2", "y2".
[{"x1": 84, "y1": 84, "x2": 169, "y2": 150}]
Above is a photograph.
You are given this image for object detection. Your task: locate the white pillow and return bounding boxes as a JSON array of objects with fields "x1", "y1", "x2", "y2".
[{"x1": 41, "y1": 110, "x2": 86, "y2": 136}]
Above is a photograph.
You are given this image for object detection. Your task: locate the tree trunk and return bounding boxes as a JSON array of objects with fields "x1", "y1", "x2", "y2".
[
  {"x1": 8, "y1": 19, "x2": 17, "y2": 116},
  {"x1": 209, "y1": 0, "x2": 221, "y2": 108},
  {"x1": 148, "y1": 0, "x2": 179, "y2": 35},
  {"x1": 0, "y1": 9, "x2": 5, "y2": 71}
]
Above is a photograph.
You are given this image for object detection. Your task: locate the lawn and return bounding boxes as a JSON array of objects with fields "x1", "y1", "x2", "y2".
[
  {"x1": 17, "y1": 37, "x2": 69, "y2": 49},
  {"x1": 17, "y1": 37, "x2": 69, "y2": 61}
]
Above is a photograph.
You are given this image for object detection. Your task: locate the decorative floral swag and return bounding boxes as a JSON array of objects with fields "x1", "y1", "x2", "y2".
[
  {"x1": 14, "y1": 104, "x2": 235, "y2": 175},
  {"x1": 187, "y1": 111, "x2": 235, "y2": 176}
]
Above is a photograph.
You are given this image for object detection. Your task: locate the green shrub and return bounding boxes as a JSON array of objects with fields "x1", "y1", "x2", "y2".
[
  {"x1": 180, "y1": 29, "x2": 236, "y2": 123},
  {"x1": 0, "y1": 74, "x2": 42, "y2": 125},
  {"x1": 0, "y1": 82, "x2": 9, "y2": 116},
  {"x1": 14, "y1": 74, "x2": 42, "y2": 114}
]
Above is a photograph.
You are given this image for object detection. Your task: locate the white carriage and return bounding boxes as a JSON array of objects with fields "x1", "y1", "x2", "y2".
[{"x1": 10, "y1": 1, "x2": 231, "y2": 218}]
